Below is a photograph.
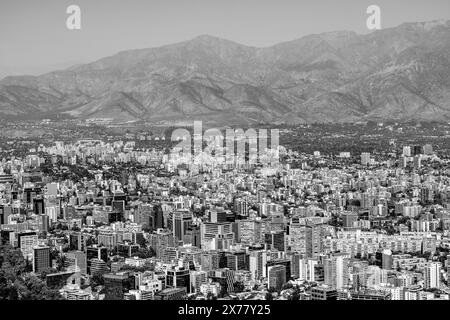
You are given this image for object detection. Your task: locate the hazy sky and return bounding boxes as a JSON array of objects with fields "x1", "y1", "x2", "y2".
[{"x1": 1, "y1": 0, "x2": 450, "y2": 77}]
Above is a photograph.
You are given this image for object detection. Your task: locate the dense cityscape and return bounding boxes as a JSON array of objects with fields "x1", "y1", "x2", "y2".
[{"x1": 2, "y1": 120, "x2": 450, "y2": 301}]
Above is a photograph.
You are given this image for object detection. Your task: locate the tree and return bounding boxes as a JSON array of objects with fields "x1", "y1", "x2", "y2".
[
  {"x1": 289, "y1": 287, "x2": 301, "y2": 301},
  {"x1": 90, "y1": 272, "x2": 104, "y2": 287},
  {"x1": 233, "y1": 281, "x2": 245, "y2": 293},
  {"x1": 135, "y1": 247, "x2": 155, "y2": 259},
  {"x1": 136, "y1": 236, "x2": 148, "y2": 248},
  {"x1": 55, "y1": 255, "x2": 67, "y2": 272},
  {"x1": 104, "y1": 286, "x2": 123, "y2": 300},
  {"x1": 0, "y1": 245, "x2": 63, "y2": 300}
]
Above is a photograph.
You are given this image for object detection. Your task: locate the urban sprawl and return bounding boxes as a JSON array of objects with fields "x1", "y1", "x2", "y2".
[{"x1": 1, "y1": 120, "x2": 450, "y2": 301}]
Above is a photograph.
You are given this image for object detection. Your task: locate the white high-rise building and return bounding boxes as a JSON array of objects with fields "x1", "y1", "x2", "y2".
[
  {"x1": 361, "y1": 153, "x2": 371, "y2": 166},
  {"x1": 403, "y1": 146, "x2": 411, "y2": 157},
  {"x1": 249, "y1": 250, "x2": 267, "y2": 280},
  {"x1": 424, "y1": 262, "x2": 441, "y2": 289}
]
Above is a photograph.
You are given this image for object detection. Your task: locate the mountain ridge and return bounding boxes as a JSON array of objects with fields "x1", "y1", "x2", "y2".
[{"x1": 1, "y1": 20, "x2": 450, "y2": 124}]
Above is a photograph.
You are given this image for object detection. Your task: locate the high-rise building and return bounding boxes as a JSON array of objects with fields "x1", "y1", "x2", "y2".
[
  {"x1": 166, "y1": 267, "x2": 190, "y2": 290},
  {"x1": 66, "y1": 250, "x2": 87, "y2": 274},
  {"x1": 403, "y1": 146, "x2": 411, "y2": 157},
  {"x1": 264, "y1": 231, "x2": 285, "y2": 251},
  {"x1": 306, "y1": 223, "x2": 323, "y2": 258},
  {"x1": 342, "y1": 213, "x2": 358, "y2": 230},
  {"x1": 412, "y1": 145, "x2": 422, "y2": 156},
  {"x1": 249, "y1": 250, "x2": 267, "y2": 280},
  {"x1": 238, "y1": 219, "x2": 262, "y2": 245},
  {"x1": 86, "y1": 246, "x2": 108, "y2": 274},
  {"x1": 289, "y1": 223, "x2": 306, "y2": 254},
  {"x1": 311, "y1": 285, "x2": 338, "y2": 300},
  {"x1": 200, "y1": 222, "x2": 235, "y2": 250},
  {"x1": 361, "y1": 153, "x2": 371, "y2": 166},
  {"x1": 424, "y1": 262, "x2": 441, "y2": 289},
  {"x1": 382, "y1": 249, "x2": 393, "y2": 270},
  {"x1": 170, "y1": 210, "x2": 192, "y2": 242},
  {"x1": 324, "y1": 255, "x2": 349, "y2": 290},
  {"x1": 69, "y1": 232, "x2": 86, "y2": 251},
  {"x1": 33, "y1": 246, "x2": 51, "y2": 273},
  {"x1": 149, "y1": 229, "x2": 177, "y2": 258},
  {"x1": 423, "y1": 144, "x2": 433, "y2": 155},
  {"x1": 18, "y1": 232, "x2": 38, "y2": 260},
  {"x1": 189, "y1": 270, "x2": 207, "y2": 294},
  {"x1": 210, "y1": 210, "x2": 227, "y2": 223},
  {"x1": 267, "y1": 265, "x2": 286, "y2": 291}
]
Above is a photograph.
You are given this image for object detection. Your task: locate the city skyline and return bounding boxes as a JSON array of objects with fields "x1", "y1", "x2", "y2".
[{"x1": 1, "y1": 0, "x2": 450, "y2": 306}]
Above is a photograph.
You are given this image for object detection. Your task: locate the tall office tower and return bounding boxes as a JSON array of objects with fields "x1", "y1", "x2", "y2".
[
  {"x1": 69, "y1": 232, "x2": 86, "y2": 251},
  {"x1": 266, "y1": 259, "x2": 291, "y2": 280},
  {"x1": 365, "y1": 266, "x2": 388, "y2": 288},
  {"x1": 200, "y1": 252, "x2": 220, "y2": 272},
  {"x1": 149, "y1": 229, "x2": 177, "y2": 258},
  {"x1": 306, "y1": 223, "x2": 323, "y2": 258},
  {"x1": 351, "y1": 261, "x2": 369, "y2": 290},
  {"x1": 382, "y1": 249, "x2": 393, "y2": 270},
  {"x1": 413, "y1": 145, "x2": 422, "y2": 156},
  {"x1": 210, "y1": 210, "x2": 227, "y2": 223},
  {"x1": 234, "y1": 199, "x2": 249, "y2": 217},
  {"x1": 33, "y1": 246, "x2": 51, "y2": 273},
  {"x1": 45, "y1": 205, "x2": 59, "y2": 223},
  {"x1": 0, "y1": 205, "x2": 12, "y2": 225},
  {"x1": 209, "y1": 268, "x2": 235, "y2": 294},
  {"x1": 66, "y1": 250, "x2": 87, "y2": 274},
  {"x1": 264, "y1": 231, "x2": 285, "y2": 252},
  {"x1": 403, "y1": 146, "x2": 411, "y2": 157},
  {"x1": 299, "y1": 258, "x2": 318, "y2": 282},
  {"x1": 249, "y1": 250, "x2": 267, "y2": 280},
  {"x1": 189, "y1": 270, "x2": 207, "y2": 294},
  {"x1": 270, "y1": 213, "x2": 284, "y2": 232},
  {"x1": 361, "y1": 153, "x2": 371, "y2": 166},
  {"x1": 224, "y1": 251, "x2": 249, "y2": 271},
  {"x1": 289, "y1": 223, "x2": 306, "y2": 254},
  {"x1": 420, "y1": 187, "x2": 432, "y2": 203},
  {"x1": 18, "y1": 232, "x2": 38, "y2": 260},
  {"x1": 324, "y1": 255, "x2": 348, "y2": 290},
  {"x1": 135, "y1": 203, "x2": 152, "y2": 226},
  {"x1": 424, "y1": 262, "x2": 441, "y2": 289},
  {"x1": 170, "y1": 210, "x2": 192, "y2": 242},
  {"x1": 287, "y1": 252, "x2": 301, "y2": 279},
  {"x1": 200, "y1": 222, "x2": 235, "y2": 250},
  {"x1": 98, "y1": 231, "x2": 118, "y2": 250},
  {"x1": 166, "y1": 267, "x2": 190, "y2": 290},
  {"x1": 423, "y1": 144, "x2": 433, "y2": 155},
  {"x1": 185, "y1": 225, "x2": 201, "y2": 248},
  {"x1": 152, "y1": 204, "x2": 164, "y2": 229},
  {"x1": 267, "y1": 265, "x2": 287, "y2": 291},
  {"x1": 33, "y1": 198, "x2": 45, "y2": 215},
  {"x1": 238, "y1": 219, "x2": 262, "y2": 245},
  {"x1": 90, "y1": 258, "x2": 109, "y2": 275},
  {"x1": 342, "y1": 212, "x2": 358, "y2": 229},
  {"x1": 361, "y1": 192, "x2": 374, "y2": 209},
  {"x1": 86, "y1": 246, "x2": 108, "y2": 274},
  {"x1": 38, "y1": 214, "x2": 50, "y2": 232}
]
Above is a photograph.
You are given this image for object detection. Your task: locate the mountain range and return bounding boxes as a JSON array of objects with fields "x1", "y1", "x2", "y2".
[{"x1": 1, "y1": 20, "x2": 450, "y2": 125}]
